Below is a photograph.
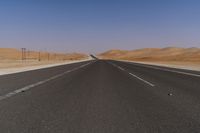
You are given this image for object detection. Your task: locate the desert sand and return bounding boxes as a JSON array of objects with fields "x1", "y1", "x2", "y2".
[
  {"x1": 99, "y1": 47, "x2": 200, "y2": 71},
  {"x1": 0, "y1": 48, "x2": 87, "y2": 61},
  {"x1": 0, "y1": 48, "x2": 88, "y2": 69}
]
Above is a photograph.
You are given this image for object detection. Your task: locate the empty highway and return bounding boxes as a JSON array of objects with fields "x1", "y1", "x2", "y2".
[{"x1": 0, "y1": 60, "x2": 200, "y2": 132}]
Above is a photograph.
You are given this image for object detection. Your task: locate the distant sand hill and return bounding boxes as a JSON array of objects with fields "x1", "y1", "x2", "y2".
[
  {"x1": 99, "y1": 47, "x2": 200, "y2": 62},
  {"x1": 0, "y1": 48, "x2": 87, "y2": 61}
]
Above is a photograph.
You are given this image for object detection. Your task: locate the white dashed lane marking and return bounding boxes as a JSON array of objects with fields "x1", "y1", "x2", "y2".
[
  {"x1": 0, "y1": 62, "x2": 91, "y2": 101},
  {"x1": 109, "y1": 62, "x2": 155, "y2": 87},
  {"x1": 128, "y1": 72, "x2": 155, "y2": 87}
]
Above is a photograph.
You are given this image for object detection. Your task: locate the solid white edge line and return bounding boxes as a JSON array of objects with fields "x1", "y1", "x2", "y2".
[
  {"x1": 121, "y1": 60, "x2": 200, "y2": 77},
  {"x1": 0, "y1": 62, "x2": 91, "y2": 101},
  {"x1": 146, "y1": 65, "x2": 200, "y2": 77},
  {"x1": 0, "y1": 59, "x2": 94, "y2": 76}
]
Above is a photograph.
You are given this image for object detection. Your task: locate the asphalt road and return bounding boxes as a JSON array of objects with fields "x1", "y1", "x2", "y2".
[{"x1": 0, "y1": 60, "x2": 200, "y2": 132}]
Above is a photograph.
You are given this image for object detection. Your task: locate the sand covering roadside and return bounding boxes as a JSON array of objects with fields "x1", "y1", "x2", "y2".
[{"x1": 0, "y1": 58, "x2": 92, "y2": 76}]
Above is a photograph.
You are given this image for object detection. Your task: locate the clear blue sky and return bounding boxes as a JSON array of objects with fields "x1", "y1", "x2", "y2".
[{"x1": 0, "y1": 0, "x2": 200, "y2": 53}]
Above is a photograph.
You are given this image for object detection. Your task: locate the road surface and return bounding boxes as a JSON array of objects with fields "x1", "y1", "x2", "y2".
[{"x1": 0, "y1": 60, "x2": 200, "y2": 132}]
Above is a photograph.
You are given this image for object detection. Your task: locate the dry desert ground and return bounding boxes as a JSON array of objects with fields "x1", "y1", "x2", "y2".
[{"x1": 0, "y1": 48, "x2": 88, "y2": 68}]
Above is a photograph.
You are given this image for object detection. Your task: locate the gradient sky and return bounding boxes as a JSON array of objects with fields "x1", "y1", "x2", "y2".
[{"x1": 0, "y1": 0, "x2": 200, "y2": 53}]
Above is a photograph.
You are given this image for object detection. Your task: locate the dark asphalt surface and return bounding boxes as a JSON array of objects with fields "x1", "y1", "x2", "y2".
[{"x1": 0, "y1": 60, "x2": 200, "y2": 132}]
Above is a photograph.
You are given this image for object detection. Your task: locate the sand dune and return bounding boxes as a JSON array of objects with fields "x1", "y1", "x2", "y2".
[{"x1": 99, "y1": 47, "x2": 200, "y2": 62}]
